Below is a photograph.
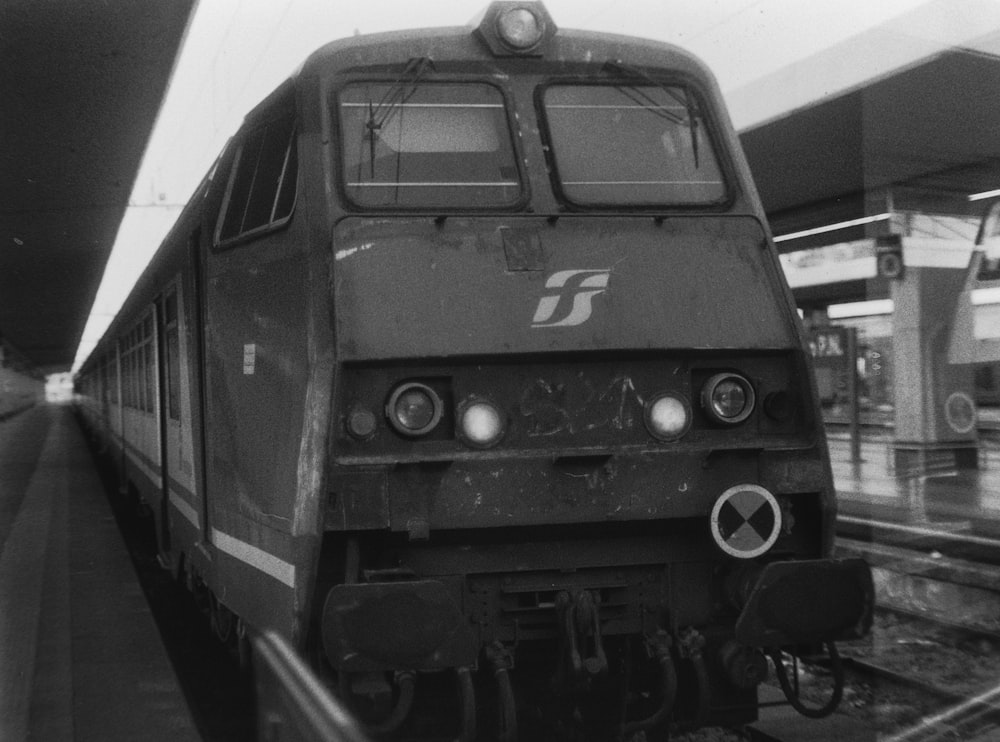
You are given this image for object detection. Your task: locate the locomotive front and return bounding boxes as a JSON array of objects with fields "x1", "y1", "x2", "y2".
[{"x1": 312, "y1": 3, "x2": 873, "y2": 738}]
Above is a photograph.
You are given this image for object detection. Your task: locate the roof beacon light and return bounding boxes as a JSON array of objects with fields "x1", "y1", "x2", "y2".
[
  {"x1": 497, "y1": 7, "x2": 543, "y2": 49},
  {"x1": 474, "y1": 2, "x2": 555, "y2": 56}
]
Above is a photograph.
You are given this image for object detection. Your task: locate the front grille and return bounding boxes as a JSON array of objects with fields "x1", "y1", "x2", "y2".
[
  {"x1": 468, "y1": 567, "x2": 660, "y2": 642},
  {"x1": 501, "y1": 582, "x2": 630, "y2": 637}
]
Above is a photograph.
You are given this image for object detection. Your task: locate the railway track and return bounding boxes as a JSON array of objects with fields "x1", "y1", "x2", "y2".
[
  {"x1": 830, "y1": 523, "x2": 1000, "y2": 741},
  {"x1": 837, "y1": 527, "x2": 1000, "y2": 636},
  {"x1": 834, "y1": 608, "x2": 1000, "y2": 742},
  {"x1": 745, "y1": 520, "x2": 1000, "y2": 742}
]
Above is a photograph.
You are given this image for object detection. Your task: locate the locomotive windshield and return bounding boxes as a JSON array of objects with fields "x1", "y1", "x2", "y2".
[
  {"x1": 339, "y1": 82, "x2": 521, "y2": 208},
  {"x1": 542, "y1": 84, "x2": 727, "y2": 206}
]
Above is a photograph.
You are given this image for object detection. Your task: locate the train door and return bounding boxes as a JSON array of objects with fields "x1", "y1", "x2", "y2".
[
  {"x1": 199, "y1": 90, "x2": 305, "y2": 625},
  {"x1": 156, "y1": 277, "x2": 210, "y2": 564},
  {"x1": 189, "y1": 228, "x2": 211, "y2": 540},
  {"x1": 155, "y1": 292, "x2": 175, "y2": 555}
]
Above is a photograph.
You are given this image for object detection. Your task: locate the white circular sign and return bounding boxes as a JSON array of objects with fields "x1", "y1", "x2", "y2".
[
  {"x1": 710, "y1": 484, "x2": 782, "y2": 559},
  {"x1": 944, "y1": 391, "x2": 976, "y2": 435}
]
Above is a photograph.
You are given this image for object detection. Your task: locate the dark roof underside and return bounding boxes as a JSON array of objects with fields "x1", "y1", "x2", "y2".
[{"x1": 0, "y1": 0, "x2": 194, "y2": 373}]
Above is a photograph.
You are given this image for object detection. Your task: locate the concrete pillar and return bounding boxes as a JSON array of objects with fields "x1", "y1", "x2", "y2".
[{"x1": 892, "y1": 238, "x2": 979, "y2": 472}]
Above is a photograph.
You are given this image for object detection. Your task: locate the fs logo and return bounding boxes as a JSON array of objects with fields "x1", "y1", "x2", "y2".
[{"x1": 531, "y1": 269, "x2": 611, "y2": 328}]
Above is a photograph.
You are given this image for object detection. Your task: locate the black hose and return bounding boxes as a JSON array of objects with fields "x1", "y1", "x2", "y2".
[
  {"x1": 622, "y1": 651, "x2": 678, "y2": 736},
  {"x1": 691, "y1": 651, "x2": 710, "y2": 726},
  {"x1": 365, "y1": 672, "x2": 416, "y2": 735},
  {"x1": 769, "y1": 642, "x2": 844, "y2": 719},
  {"x1": 455, "y1": 667, "x2": 477, "y2": 742},
  {"x1": 495, "y1": 666, "x2": 518, "y2": 742}
]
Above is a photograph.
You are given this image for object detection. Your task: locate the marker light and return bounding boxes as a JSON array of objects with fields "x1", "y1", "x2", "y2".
[
  {"x1": 387, "y1": 382, "x2": 442, "y2": 436},
  {"x1": 496, "y1": 6, "x2": 544, "y2": 50},
  {"x1": 458, "y1": 399, "x2": 505, "y2": 448},
  {"x1": 347, "y1": 407, "x2": 377, "y2": 440},
  {"x1": 702, "y1": 373, "x2": 755, "y2": 425},
  {"x1": 644, "y1": 394, "x2": 692, "y2": 441}
]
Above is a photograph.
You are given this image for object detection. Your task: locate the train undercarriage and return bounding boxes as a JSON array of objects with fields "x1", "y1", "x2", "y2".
[{"x1": 315, "y1": 528, "x2": 872, "y2": 740}]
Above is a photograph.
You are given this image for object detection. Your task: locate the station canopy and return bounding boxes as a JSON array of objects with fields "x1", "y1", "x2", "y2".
[
  {"x1": 2, "y1": 1, "x2": 999, "y2": 373},
  {"x1": 0, "y1": 1, "x2": 194, "y2": 373}
]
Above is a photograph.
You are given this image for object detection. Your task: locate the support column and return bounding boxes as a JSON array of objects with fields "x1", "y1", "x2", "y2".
[{"x1": 892, "y1": 238, "x2": 979, "y2": 473}]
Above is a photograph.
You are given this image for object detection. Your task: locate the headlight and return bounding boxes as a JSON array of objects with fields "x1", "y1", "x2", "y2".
[
  {"x1": 702, "y1": 373, "x2": 755, "y2": 424},
  {"x1": 386, "y1": 382, "x2": 442, "y2": 437},
  {"x1": 458, "y1": 398, "x2": 505, "y2": 448},
  {"x1": 644, "y1": 393, "x2": 691, "y2": 441},
  {"x1": 496, "y1": 6, "x2": 545, "y2": 50}
]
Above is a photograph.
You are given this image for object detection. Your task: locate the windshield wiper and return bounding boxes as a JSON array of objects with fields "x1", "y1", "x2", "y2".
[
  {"x1": 602, "y1": 59, "x2": 701, "y2": 168},
  {"x1": 363, "y1": 57, "x2": 435, "y2": 177}
]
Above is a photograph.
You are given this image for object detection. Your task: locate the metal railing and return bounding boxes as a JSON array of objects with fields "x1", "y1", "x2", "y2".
[{"x1": 254, "y1": 631, "x2": 369, "y2": 742}]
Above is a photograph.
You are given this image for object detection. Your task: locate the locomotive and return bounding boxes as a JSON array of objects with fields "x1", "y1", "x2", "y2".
[{"x1": 76, "y1": 3, "x2": 873, "y2": 738}]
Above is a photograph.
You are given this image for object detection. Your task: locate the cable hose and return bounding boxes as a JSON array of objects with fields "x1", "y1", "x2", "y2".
[
  {"x1": 495, "y1": 667, "x2": 518, "y2": 742},
  {"x1": 363, "y1": 673, "x2": 416, "y2": 735},
  {"x1": 455, "y1": 667, "x2": 477, "y2": 742},
  {"x1": 768, "y1": 642, "x2": 844, "y2": 719},
  {"x1": 622, "y1": 652, "x2": 678, "y2": 736},
  {"x1": 692, "y1": 652, "x2": 711, "y2": 726}
]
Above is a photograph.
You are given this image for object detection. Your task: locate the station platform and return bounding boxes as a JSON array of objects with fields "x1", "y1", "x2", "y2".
[
  {"x1": 828, "y1": 423, "x2": 1000, "y2": 542},
  {"x1": 0, "y1": 403, "x2": 199, "y2": 741}
]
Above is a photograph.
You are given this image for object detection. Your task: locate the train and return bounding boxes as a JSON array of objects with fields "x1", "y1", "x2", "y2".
[
  {"x1": 75, "y1": 3, "x2": 873, "y2": 739},
  {"x1": 1, "y1": 337, "x2": 45, "y2": 420}
]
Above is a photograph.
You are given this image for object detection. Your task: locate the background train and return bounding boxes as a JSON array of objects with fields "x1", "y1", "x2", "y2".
[
  {"x1": 76, "y1": 2, "x2": 873, "y2": 738},
  {"x1": 0, "y1": 337, "x2": 45, "y2": 420}
]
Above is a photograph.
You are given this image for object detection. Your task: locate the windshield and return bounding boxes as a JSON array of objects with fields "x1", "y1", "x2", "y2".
[
  {"x1": 338, "y1": 82, "x2": 521, "y2": 208},
  {"x1": 977, "y1": 201, "x2": 1000, "y2": 280},
  {"x1": 543, "y1": 84, "x2": 727, "y2": 206}
]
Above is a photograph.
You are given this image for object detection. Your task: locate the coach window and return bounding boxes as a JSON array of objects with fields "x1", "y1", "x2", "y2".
[
  {"x1": 338, "y1": 82, "x2": 521, "y2": 208},
  {"x1": 216, "y1": 112, "x2": 297, "y2": 245},
  {"x1": 120, "y1": 316, "x2": 155, "y2": 414},
  {"x1": 164, "y1": 291, "x2": 181, "y2": 421},
  {"x1": 144, "y1": 316, "x2": 156, "y2": 413},
  {"x1": 541, "y1": 84, "x2": 727, "y2": 207},
  {"x1": 106, "y1": 356, "x2": 118, "y2": 406}
]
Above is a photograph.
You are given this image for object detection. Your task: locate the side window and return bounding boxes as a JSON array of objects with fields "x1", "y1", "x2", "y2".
[
  {"x1": 216, "y1": 111, "x2": 298, "y2": 245},
  {"x1": 164, "y1": 290, "x2": 181, "y2": 421},
  {"x1": 978, "y1": 201, "x2": 1000, "y2": 281},
  {"x1": 121, "y1": 314, "x2": 156, "y2": 413},
  {"x1": 144, "y1": 315, "x2": 156, "y2": 414}
]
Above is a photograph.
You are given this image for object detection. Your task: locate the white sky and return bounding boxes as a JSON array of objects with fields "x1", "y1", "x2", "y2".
[{"x1": 72, "y1": 0, "x2": 1000, "y2": 369}]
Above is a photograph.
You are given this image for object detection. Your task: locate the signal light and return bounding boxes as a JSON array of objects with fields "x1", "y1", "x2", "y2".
[
  {"x1": 644, "y1": 393, "x2": 692, "y2": 441},
  {"x1": 496, "y1": 7, "x2": 544, "y2": 50},
  {"x1": 474, "y1": 2, "x2": 555, "y2": 57},
  {"x1": 386, "y1": 382, "x2": 443, "y2": 437},
  {"x1": 702, "y1": 373, "x2": 755, "y2": 425},
  {"x1": 346, "y1": 407, "x2": 377, "y2": 440},
  {"x1": 458, "y1": 398, "x2": 505, "y2": 448}
]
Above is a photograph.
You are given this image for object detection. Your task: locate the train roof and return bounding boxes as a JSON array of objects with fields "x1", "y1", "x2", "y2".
[{"x1": 296, "y1": 7, "x2": 718, "y2": 89}]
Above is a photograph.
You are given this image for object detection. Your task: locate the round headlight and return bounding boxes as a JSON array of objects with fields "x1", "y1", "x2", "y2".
[
  {"x1": 644, "y1": 393, "x2": 691, "y2": 441},
  {"x1": 496, "y1": 7, "x2": 544, "y2": 50},
  {"x1": 386, "y1": 382, "x2": 442, "y2": 436},
  {"x1": 458, "y1": 399, "x2": 505, "y2": 448},
  {"x1": 702, "y1": 373, "x2": 755, "y2": 424}
]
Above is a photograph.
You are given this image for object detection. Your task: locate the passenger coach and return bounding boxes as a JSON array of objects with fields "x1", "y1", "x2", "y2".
[{"x1": 77, "y1": 3, "x2": 873, "y2": 739}]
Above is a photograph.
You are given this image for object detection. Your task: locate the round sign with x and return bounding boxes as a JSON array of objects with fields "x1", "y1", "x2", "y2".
[{"x1": 710, "y1": 484, "x2": 782, "y2": 559}]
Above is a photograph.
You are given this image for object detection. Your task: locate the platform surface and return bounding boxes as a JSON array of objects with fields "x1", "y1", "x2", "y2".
[
  {"x1": 3, "y1": 401, "x2": 998, "y2": 742},
  {"x1": 829, "y1": 423, "x2": 1000, "y2": 538},
  {"x1": 0, "y1": 403, "x2": 199, "y2": 741}
]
